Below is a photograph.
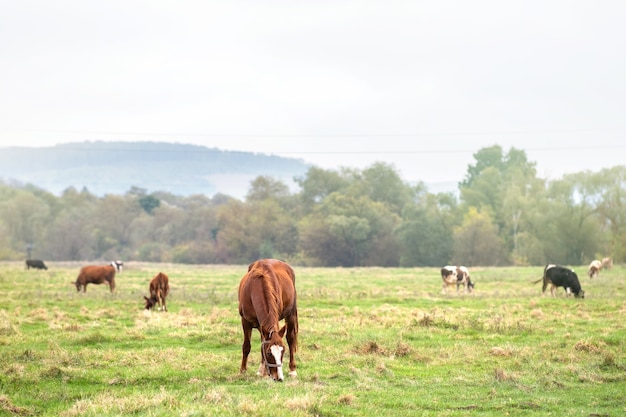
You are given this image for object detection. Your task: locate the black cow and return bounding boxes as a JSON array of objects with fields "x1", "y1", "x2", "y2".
[
  {"x1": 534, "y1": 264, "x2": 585, "y2": 298},
  {"x1": 25, "y1": 259, "x2": 48, "y2": 270}
]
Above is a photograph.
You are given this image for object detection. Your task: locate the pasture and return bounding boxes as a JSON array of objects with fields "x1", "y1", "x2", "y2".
[{"x1": 0, "y1": 262, "x2": 624, "y2": 416}]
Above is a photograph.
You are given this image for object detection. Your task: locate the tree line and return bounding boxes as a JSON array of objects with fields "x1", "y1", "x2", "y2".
[{"x1": 1, "y1": 145, "x2": 623, "y2": 267}]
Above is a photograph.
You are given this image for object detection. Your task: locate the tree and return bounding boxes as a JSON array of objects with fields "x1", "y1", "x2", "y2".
[
  {"x1": 398, "y1": 192, "x2": 457, "y2": 266},
  {"x1": 92, "y1": 195, "x2": 142, "y2": 258},
  {"x1": 43, "y1": 208, "x2": 95, "y2": 260},
  {"x1": 246, "y1": 176, "x2": 291, "y2": 202},
  {"x1": 459, "y1": 146, "x2": 542, "y2": 265},
  {"x1": 216, "y1": 197, "x2": 298, "y2": 264},
  {"x1": 139, "y1": 195, "x2": 161, "y2": 214},
  {"x1": 299, "y1": 191, "x2": 401, "y2": 266},
  {"x1": 0, "y1": 190, "x2": 52, "y2": 256},
  {"x1": 361, "y1": 162, "x2": 414, "y2": 214},
  {"x1": 295, "y1": 166, "x2": 351, "y2": 211},
  {"x1": 452, "y1": 207, "x2": 508, "y2": 266},
  {"x1": 593, "y1": 167, "x2": 626, "y2": 262}
]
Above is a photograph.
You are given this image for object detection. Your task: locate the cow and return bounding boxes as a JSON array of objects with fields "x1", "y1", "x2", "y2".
[
  {"x1": 74, "y1": 261, "x2": 123, "y2": 293},
  {"x1": 144, "y1": 272, "x2": 169, "y2": 311},
  {"x1": 601, "y1": 257, "x2": 613, "y2": 270},
  {"x1": 587, "y1": 260, "x2": 602, "y2": 279},
  {"x1": 533, "y1": 264, "x2": 584, "y2": 298},
  {"x1": 441, "y1": 265, "x2": 474, "y2": 294},
  {"x1": 456, "y1": 266, "x2": 475, "y2": 292},
  {"x1": 25, "y1": 259, "x2": 47, "y2": 270}
]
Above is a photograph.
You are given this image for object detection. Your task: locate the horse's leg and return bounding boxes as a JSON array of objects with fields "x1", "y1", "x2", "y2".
[
  {"x1": 240, "y1": 320, "x2": 252, "y2": 374},
  {"x1": 157, "y1": 290, "x2": 163, "y2": 311},
  {"x1": 285, "y1": 314, "x2": 298, "y2": 377}
]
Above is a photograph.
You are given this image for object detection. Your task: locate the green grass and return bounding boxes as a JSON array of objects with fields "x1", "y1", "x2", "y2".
[{"x1": 0, "y1": 262, "x2": 624, "y2": 416}]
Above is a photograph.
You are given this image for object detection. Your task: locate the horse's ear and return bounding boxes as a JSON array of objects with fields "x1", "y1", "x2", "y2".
[{"x1": 278, "y1": 325, "x2": 286, "y2": 338}]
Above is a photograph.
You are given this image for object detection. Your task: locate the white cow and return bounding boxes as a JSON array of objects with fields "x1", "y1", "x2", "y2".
[{"x1": 587, "y1": 260, "x2": 602, "y2": 279}]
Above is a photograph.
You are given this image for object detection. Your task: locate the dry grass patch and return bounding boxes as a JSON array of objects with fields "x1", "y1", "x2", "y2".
[
  {"x1": 0, "y1": 395, "x2": 33, "y2": 416},
  {"x1": 489, "y1": 346, "x2": 513, "y2": 357},
  {"x1": 494, "y1": 367, "x2": 518, "y2": 382},
  {"x1": 61, "y1": 387, "x2": 177, "y2": 417},
  {"x1": 574, "y1": 338, "x2": 607, "y2": 354},
  {"x1": 337, "y1": 393, "x2": 356, "y2": 405},
  {"x1": 285, "y1": 394, "x2": 316, "y2": 411},
  {"x1": 204, "y1": 388, "x2": 231, "y2": 405},
  {"x1": 355, "y1": 340, "x2": 387, "y2": 355},
  {"x1": 394, "y1": 341, "x2": 412, "y2": 357}
]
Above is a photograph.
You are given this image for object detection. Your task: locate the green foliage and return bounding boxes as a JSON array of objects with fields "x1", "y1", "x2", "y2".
[
  {"x1": 453, "y1": 207, "x2": 508, "y2": 266},
  {"x1": 0, "y1": 262, "x2": 625, "y2": 416},
  {"x1": 138, "y1": 194, "x2": 161, "y2": 214},
  {"x1": 1, "y1": 149, "x2": 625, "y2": 267}
]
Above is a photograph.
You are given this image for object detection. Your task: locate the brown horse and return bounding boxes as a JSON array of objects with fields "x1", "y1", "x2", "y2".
[
  {"x1": 144, "y1": 272, "x2": 169, "y2": 311},
  {"x1": 238, "y1": 259, "x2": 299, "y2": 381}
]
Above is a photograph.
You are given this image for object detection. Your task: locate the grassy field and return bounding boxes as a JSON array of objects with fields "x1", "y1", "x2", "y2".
[{"x1": 0, "y1": 261, "x2": 624, "y2": 416}]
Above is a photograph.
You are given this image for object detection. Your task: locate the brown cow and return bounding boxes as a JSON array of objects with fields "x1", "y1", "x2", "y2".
[
  {"x1": 144, "y1": 272, "x2": 169, "y2": 311},
  {"x1": 74, "y1": 261, "x2": 123, "y2": 293}
]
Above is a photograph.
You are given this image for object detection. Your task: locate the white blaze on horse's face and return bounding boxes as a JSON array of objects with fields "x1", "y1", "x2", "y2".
[{"x1": 270, "y1": 345, "x2": 284, "y2": 381}]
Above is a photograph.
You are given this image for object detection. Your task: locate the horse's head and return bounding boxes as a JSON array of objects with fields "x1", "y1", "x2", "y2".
[
  {"x1": 262, "y1": 326, "x2": 287, "y2": 381},
  {"x1": 143, "y1": 295, "x2": 156, "y2": 310}
]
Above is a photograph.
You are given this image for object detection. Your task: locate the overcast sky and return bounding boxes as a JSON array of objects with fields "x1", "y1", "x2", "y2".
[{"x1": 1, "y1": 1, "x2": 625, "y2": 186}]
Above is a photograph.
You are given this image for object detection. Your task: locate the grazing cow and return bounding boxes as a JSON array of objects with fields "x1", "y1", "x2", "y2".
[
  {"x1": 74, "y1": 261, "x2": 123, "y2": 293},
  {"x1": 441, "y1": 265, "x2": 474, "y2": 294},
  {"x1": 456, "y1": 266, "x2": 475, "y2": 292},
  {"x1": 601, "y1": 257, "x2": 613, "y2": 270},
  {"x1": 534, "y1": 264, "x2": 584, "y2": 298},
  {"x1": 144, "y1": 272, "x2": 169, "y2": 311},
  {"x1": 25, "y1": 259, "x2": 47, "y2": 270},
  {"x1": 587, "y1": 260, "x2": 602, "y2": 279}
]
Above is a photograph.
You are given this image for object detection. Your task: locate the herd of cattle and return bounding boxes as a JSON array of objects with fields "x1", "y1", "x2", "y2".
[
  {"x1": 441, "y1": 257, "x2": 613, "y2": 299},
  {"x1": 24, "y1": 256, "x2": 614, "y2": 305}
]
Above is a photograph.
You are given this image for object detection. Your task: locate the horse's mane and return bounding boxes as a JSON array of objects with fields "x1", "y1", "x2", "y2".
[{"x1": 250, "y1": 266, "x2": 280, "y2": 334}]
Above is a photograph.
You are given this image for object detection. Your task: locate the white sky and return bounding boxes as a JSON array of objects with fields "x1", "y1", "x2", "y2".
[{"x1": 1, "y1": 0, "x2": 626, "y2": 186}]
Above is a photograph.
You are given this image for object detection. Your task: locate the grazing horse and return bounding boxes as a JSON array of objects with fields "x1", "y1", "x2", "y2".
[
  {"x1": 238, "y1": 259, "x2": 299, "y2": 381},
  {"x1": 144, "y1": 272, "x2": 169, "y2": 311}
]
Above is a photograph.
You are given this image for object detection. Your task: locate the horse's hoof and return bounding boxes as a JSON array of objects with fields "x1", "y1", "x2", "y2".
[{"x1": 289, "y1": 370, "x2": 297, "y2": 377}]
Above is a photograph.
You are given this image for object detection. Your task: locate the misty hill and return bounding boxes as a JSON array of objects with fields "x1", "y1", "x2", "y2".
[{"x1": 0, "y1": 141, "x2": 312, "y2": 199}]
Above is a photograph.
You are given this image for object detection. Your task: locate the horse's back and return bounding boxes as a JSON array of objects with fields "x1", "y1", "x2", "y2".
[
  {"x1": 240, "y1": 259, "x2": 297, "y2": 315},
  {"x1": 248, "y1": 258, "x2": 295, "y2": 279}
]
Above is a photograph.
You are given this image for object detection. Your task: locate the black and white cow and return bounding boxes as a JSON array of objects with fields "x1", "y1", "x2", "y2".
[
  {"x1": 441, "y1": 265, "x2": 474, "y2": 294},
  {"x1": 25, "y1": 259, "x2": 48, "y2": 270},
  {"x1": 534, "y1": 264, "x2": 584, "y2": 298}
]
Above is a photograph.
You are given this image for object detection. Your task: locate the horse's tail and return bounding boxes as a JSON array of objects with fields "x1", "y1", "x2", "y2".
[{"x1": 291, "y1": 305, "x2": 299, "y2": 353}]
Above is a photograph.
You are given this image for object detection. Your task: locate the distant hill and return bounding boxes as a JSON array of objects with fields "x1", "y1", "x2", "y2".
[{"x1": 0, "y1": 141, "x2": 312, "y2": 199}]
